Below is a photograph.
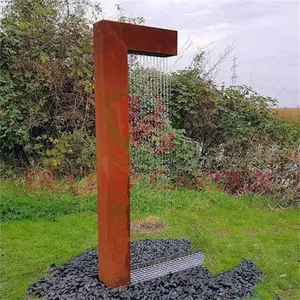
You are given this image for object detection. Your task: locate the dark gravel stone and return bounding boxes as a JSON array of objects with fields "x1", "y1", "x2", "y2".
[
  {"x1": 28, "y1": 239, "x2": 263, "y2": 299},
  {"x1": 131, "y1": 238, "x2": 193, "y2": 268}
]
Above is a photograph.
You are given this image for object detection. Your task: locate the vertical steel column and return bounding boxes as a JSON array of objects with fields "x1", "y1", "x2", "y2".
[{"x1": 93, "y1": 20, "x2": 177, "y2": 288}]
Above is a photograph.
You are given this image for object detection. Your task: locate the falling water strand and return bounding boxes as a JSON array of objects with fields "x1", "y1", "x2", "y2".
[{"x1": 128, "y1": 54, "x2": 171, "y2": 191}]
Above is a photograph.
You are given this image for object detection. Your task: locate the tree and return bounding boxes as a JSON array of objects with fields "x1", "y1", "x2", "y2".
[{"x1": 0, "y1": 0, "x2": 144, "y2": 170}]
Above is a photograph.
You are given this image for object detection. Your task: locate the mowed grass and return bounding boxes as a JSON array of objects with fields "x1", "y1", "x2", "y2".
[
  {"x1": 0, "y1": 181, "x2": 299, "y2": 300},
  {"x1": 0, "y1": 180, "x2": 96, "y2": 221},
  {"x1": 272, "y1": 108, "x2": 300, "y2": 126}
]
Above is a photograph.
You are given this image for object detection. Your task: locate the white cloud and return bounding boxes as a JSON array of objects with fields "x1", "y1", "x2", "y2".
[{"x1": 98, "y1": 0, "x2": 300, "y2": 107}]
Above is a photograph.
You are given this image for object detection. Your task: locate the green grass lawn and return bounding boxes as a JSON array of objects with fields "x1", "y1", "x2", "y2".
[{"x1": 0, "y1": 181, "x2": 299, "y2": 299}]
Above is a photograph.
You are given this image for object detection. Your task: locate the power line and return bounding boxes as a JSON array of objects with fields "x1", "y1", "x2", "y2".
[
  {"x1": 239, "y1": 71, "x2": 298, "y2": 81},
  {"x1": 274, "y1": 85, "x2": 289, "y2": 100},
  {"x1": 253, "y1": 83, "x2": 300, "y2": 92},
  {"x1": 247, "y1": 67, "x2": 255, "y2": 86}
]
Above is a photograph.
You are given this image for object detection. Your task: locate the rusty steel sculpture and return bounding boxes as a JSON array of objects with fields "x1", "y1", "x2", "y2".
[{"x1": 93, "y1": 20, "x2": 177, "y2": 288}]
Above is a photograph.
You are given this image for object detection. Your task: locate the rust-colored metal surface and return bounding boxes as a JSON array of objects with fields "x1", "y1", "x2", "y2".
[{"x1": 93, "y1": 20, "x2": 177, "y2": 288}]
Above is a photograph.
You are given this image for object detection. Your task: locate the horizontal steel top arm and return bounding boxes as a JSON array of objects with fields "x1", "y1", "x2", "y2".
[{"x1": 93, "y1": 20, "x2": 177, "y2": 57}]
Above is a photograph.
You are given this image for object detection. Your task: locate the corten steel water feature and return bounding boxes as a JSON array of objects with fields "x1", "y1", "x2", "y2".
[{"x1": 93, "y1": 20, "x2": 177, "y2": 288}]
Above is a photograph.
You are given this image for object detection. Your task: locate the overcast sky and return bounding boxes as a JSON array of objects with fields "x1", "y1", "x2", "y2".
[{"x1": 100, "y1": 0, "x2": 299, "y2": 107}]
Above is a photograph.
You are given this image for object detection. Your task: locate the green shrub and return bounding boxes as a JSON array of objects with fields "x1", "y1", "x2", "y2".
[
  {"x1": 0, "y1": 0, "x2": 97, "y2": 167},
  {"x1": 36, "y1": 131, "x2": 96, "y2": 171},
  {"x1": 170, "y1": 69, "x2": 299, "y2": 162}
]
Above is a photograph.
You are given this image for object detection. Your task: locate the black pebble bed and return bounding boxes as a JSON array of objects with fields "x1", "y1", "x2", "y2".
[{"x1": 28, "y1": 239, "x2": 263, "y2": 300}]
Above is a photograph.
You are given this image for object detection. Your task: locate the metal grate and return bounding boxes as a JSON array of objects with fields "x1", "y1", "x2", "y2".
[{"x1": 131, "y1": 252, "x2": 204, "y2": 284}]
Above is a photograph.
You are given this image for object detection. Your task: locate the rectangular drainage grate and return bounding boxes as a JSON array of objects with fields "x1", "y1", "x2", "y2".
[{"x1": 131, "y1": 252, "x2": 204, "y2": 284}]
